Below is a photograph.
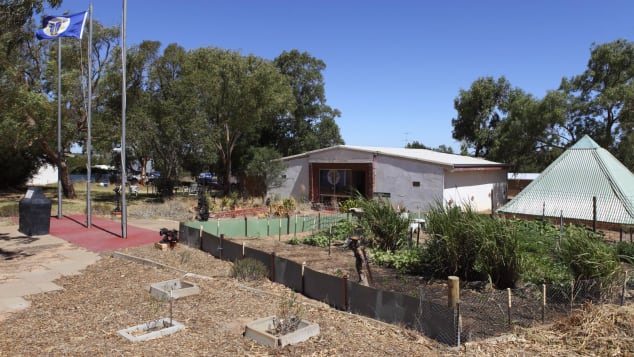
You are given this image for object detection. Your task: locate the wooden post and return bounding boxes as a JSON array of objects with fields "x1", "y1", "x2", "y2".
[
  {"x1": 219, "y1": 233, "x2": 224, "y2": 260},
  {"x1": 507, "y1": 288, "x2": 512, "y2": 327},
  {"x1": 199, "y1": 225, "x2": 203, "y2": 250},
  {"x1": 267, "y1": 218, "x2": 270, "y2": 237},
  {"x1": 301, "y1": 261, "x2": 306, "y2": 294},
  {"x1": 216, "y1": 218, "x2": 220, "y2": 236},
  {"x1": 622, "y1": 271, "x2": 628, "y2": 306},
  {"x1": 343, "y1": 274, "x2": 348, "y2": 311},
  {"x1": 242, "y1": 241, "x2": 245, "y2": 258},
  {"x1": 244, "y1": 215, "x2": 248, "y2": 237},
  {"x1": 592, "y1": 196, "x2": 597, "y2": 233},
  {"x1": 542, "y1": 284, "x2": 546, "y2": 323},
  {"x1": 328, "y1": 225, "x2": 332, "y2": 256},
  {"x1": 294, "y1": 214, "x2": 297, "y2": 238},
  {"x1": 270, "y1": 252, "x2": 276, "y2": 282},
  {"x1": 448, "y1": 276, "x2": 460, "y2": 308},
  {"x1": 570, "y1": 280, "x2": 575, "y2": 311}
]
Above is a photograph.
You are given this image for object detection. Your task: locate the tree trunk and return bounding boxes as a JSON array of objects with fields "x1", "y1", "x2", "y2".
[{"x1": 41, "y1": 141, "x2": 76, "y2": 199}]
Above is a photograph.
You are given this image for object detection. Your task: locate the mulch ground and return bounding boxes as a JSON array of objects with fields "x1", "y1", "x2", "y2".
[{"x1": 0, "y1": 231, "x2": 632, "y2": 356}]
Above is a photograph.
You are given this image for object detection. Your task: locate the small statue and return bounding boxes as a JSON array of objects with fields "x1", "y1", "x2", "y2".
[{"x1": 113, "y1": 185, "x2": 121, "y2": 212}]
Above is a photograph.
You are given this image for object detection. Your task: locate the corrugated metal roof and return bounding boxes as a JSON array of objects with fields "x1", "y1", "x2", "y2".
[
  {"x1": 281, "y1": 145, "x2": 505, "y2": 168},
  {"x1": 498, "y1": 135, "x2": 634, "y2": 225}
]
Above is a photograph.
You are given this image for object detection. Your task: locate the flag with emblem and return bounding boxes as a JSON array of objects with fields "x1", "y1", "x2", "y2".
[{"x1": 36, "y1": 11, "x2": 88, "y2": 40}]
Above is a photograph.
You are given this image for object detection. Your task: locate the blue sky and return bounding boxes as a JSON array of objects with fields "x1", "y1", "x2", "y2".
[{"x1": 51, "y1": 0, "x2": 633, "y2": 151}]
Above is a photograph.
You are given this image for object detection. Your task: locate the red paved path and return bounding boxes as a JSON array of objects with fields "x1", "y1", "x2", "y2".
[{"x1": 49, "y1": 215, "x2": 160, "y2": 253}]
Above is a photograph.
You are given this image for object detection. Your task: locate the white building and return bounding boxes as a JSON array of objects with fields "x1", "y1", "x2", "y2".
[{"x1": 269, "y1": 146, "x2": 508, "y2": 213}]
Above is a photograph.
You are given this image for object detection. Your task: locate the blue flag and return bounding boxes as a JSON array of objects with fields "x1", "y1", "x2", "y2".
[{"x1": 36, "y1": 11, "x2": 88, "y2": 40}]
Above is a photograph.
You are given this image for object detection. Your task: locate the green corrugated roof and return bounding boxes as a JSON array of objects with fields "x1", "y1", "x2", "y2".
[{"x1": 498, "y1": 135, "x2": 634, "y2": 225}]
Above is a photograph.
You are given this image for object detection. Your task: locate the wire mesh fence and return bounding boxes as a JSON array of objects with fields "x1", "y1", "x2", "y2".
[{"x1": 461, "y1": 273, "x2": 634, "y2": 341}]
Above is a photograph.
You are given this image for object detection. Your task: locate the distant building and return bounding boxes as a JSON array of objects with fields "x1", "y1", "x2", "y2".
[
  {"x1": 27, "y1": 164, "x2": 58, "y2": 186},
  {"x1": 507, "y1": 173, "x2": 539, "y2": 199},
  {"x1": 268, "y1": 146, "x2": 508, "y2": 213}
]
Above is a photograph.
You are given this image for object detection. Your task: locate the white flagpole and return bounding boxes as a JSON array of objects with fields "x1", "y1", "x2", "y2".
[
  {"x1": 57, "y1": 37, "x2": 62, "y2": 219},
  {"x1": 86, "y1": 4, "x2": 93, "y2": 227},
  {"x1": 121, "y1": 0, "x2": 128, "y2": 238}
]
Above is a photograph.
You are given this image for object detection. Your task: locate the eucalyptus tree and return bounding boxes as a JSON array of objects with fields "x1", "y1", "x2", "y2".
[
  {"x1": 0, "y1": 0, "x2": 62, "y2": 188},
  {"x1": 452, "y1": 76, "x2": 511, "y2": 157},
  {"x1": 559, "y1": 39, "x2": 634, "y2": 167},
  {"x1": 273, "y1": 50, "x2": 343, "y2": 156},
  {"x1": 185, "y1": 47, "x2": 294, "y2": 193},
  {"x1": 0, "y1": 3, "x2": 119, "y2": 195}
]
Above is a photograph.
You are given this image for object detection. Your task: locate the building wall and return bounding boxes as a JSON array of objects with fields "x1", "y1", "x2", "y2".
[
  {"x1": 443, "y1": 169, "x2": 507, "y2": 212},
  {"x1": 269, "y1": 156, "x2": 310, "y2": 201},
  {"x1": 373, "y1": 155, "x2": 445, "y2": 212}
]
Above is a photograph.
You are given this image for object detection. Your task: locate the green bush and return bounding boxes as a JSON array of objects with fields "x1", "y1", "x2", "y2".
[
  {"x1": 557, "y1": 224, "x2": 621, "y2": 282},
  {"x1": 357, "y1": 197, "x2": 409, "y2": 252},
  {"x1": 424, "y1": 202, "x2": 484, "y2": 280},
  {"x1": 516, "y1": 220, "x2": 570, "y2": 284},
  {"x1": 230, "y1": 258, "x2": 268, "y2": 281},
  {"x1": 0, "y1": 203, "x2": 19, "y2": 217},
  {"x1": 616, "y1": 242, "x2": 634, "y2": 264},
  {"x1": 370, "y1": 247, "x2": 427, "y2": 274},
  {"x1": 301, "y1": 233, "x2": 330, "y2": 247}
]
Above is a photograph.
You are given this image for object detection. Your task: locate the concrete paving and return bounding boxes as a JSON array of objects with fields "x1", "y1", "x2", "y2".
[{"x1": 0, "y1": 216, "x2": 179, "y2": 320}]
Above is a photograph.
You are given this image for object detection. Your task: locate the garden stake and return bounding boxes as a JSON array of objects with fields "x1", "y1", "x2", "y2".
[
  {"x1": 507, "y1": 288, "x2": 512, "y2": 327},
  {"x1": 542, "y1": 284, "x2": 546, "y2": 323}
]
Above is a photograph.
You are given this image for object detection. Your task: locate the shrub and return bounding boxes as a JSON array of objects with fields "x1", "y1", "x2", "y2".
[
  {"x1": 616, "y1": 242, "x2": 634, "y2": 264},
  {"x1": 230, "y1": 258, "x2": 268, "y2": 281},
  {"x1": 474, "y1": 218, "x2": 524, "y2": 289},
  {"x1": 370, "y1": 247, "x2": 427, "y2": 274},
  {"x1": 0, "y1": 203, "x2": 19, "y2": 217},
  {"x1": 357, "y1": 196, "x2": 409, "y2": 252},
  {"x1": 301, "y1": 233, "x2": 330, "y2": 247},
  {"x1": 424, "y1": 201, "x2": 484, "y2": 280},
  {"x1": 557, "y1": 224, "x2": 621, "y2": 282},
  {"x1": 269, "y1": 291, "x2": 303, "y2": 336}
]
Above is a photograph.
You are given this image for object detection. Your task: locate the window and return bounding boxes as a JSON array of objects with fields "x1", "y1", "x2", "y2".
[{"x1": 412, "y1": 181, "x2": 420, "y2": 187}]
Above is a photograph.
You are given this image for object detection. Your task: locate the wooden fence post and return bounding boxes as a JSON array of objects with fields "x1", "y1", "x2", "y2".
[
  {"x1": 448, "y1": 276, "x2": 459, "y2": 308},
  {"x1": 507, "y1": 288, "x2": 512, "y2": 327},
  {"x1": 542, "y1": 284, "x2": 546, "y2": 323}
]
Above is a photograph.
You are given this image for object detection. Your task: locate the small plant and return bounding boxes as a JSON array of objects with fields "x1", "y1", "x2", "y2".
[
  {"x1": 287, "y1": 237, "x2": 301, "y2": 245},
  {"x1": 301, "y1": 233, "x2": 330, "y2": 247},
  {"x1": 179, "y1": 250, "x2": 192, "y2": 265},
  {"x1": 268, "y1": 291, "x2": 303, "y2": 336},
  {"x1": 231, "y1": 258, "x2": 268, "y2": 281}
]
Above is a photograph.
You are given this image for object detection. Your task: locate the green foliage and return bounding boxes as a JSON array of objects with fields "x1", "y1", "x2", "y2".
[
  {"x1": 301, "y1": 233, "x2": 330, "y2": 248},
  {"x1": 370, "y1": 248, "x2": 427, "y2": 274},
  {"x1": 356, "y1": 197, "x2": 409, "y2": 252},
  {"x1": 287, "y1": 236, "x2": 301, "y2": 245},
  {"x1": 338, "y1": 197, "x2": 362, "y2": 213},
  {"x1": 616, "y1": 242, "x2": 634, "y2": 264},
  {"x1": 280, "y1": 198, "x2": 296, "y2": 215},
  {"x1": 243, "y1": 147, "x2": 286, "y2": 198},
  {"x1": 230, "y1": 258, "x2": 268, "y2": 281},
  {"x1": 0, "y1": 203, "x2": 18, "y2": 217},
  {"x1": 424, "y1": 201, "x2": 484, "y2": 280},
  {"x1": 557, "y1": 224, "x2": 622, "y2": 282},
  {"x1": 514, "y1": 221, "x2": 570, "y2": 284}
]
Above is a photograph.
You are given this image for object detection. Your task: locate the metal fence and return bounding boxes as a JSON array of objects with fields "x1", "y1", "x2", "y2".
[{"x1": 183, "y1": 211, "x2": 349, "y2": 239}]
